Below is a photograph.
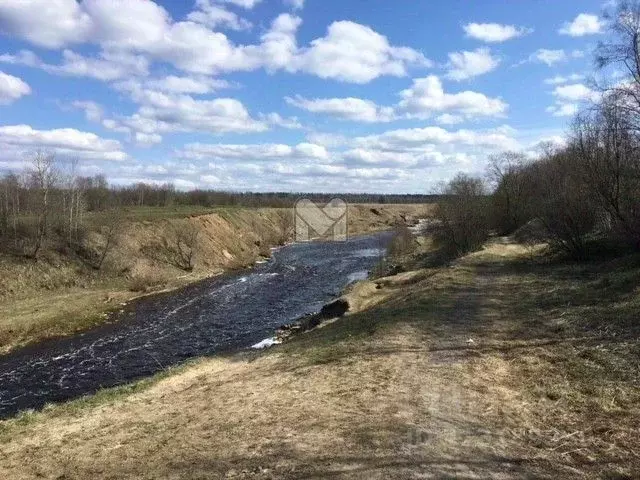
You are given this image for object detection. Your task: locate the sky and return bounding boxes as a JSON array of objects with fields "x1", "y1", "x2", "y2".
[{"x1": 0, "y1": 0, "x2": 612, "y2": 193}]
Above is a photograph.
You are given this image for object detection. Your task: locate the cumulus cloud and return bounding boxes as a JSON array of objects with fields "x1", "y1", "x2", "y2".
[
  {"x1": 187, "y1": 0, "x2": 252, "y2": 31},
  {"x1": 553, "y1": 83, "x2": 599, "y2": 102},
  {"x1": 528, "y1": 49, "x2": 571, "y2": 66},
  {"x1": 70, "y1": 100, "x2": 104, "y2": 122},
  {"x1": 0, "y1": 0, "x2": 92, "y2": 48},
  {"x1": 0, "y1": 1, "x2": 428, "y2": 84},
  {"x1": 435, "y1": 114, "x2": 464, "y2": 125},
  {"x1": 0, "y1": 124, "x2": 127, "y2": 161},
  {"x1": 352, "y1": 125, "x2": 519, "y2": 151},
  {"x1": 0, "y1": 70, "x2": 31, "y2": 105},
  {"x1": 217, "y1": 0, "x2": 262, "y2": 8},
  {"x1": 559, "y1": 13, "x2": 603, "y2": 37},
  {"x1": 544, "y1": 73, "x2": 584, "y2": 85},
  {"x1": 122, "y1": 91, "x2": 268, "y2": 136},
  {"x1": 178, "y1": 142, "x2": 328, "y2": 161},
  {"x1": 546, "y1": 103, "x2": 579, "y2": 117},
  {"x1": 259, "y1": 112, "x2": 303, "y2": 130},
  {"x1": 0, "y1": 49, "x2": 149, "y2": 81},
  {"x1": 134, "y1": 132, "x2": 163, "y2": 146},
  {"x1": 284, "y1": 0, "x2": 305, "y2": 10},
  {"x1": 285, "y1": 95, "x2": 396, "y2": 122},
  {"x1": 446, "y1": 48, "x2": 499, "y2": 81},
  {"x1": 132, "y1": 75, "x2": 233, "y2": 94},
  {"x1": 547, "y1": 82, "x2": 599, "y2": 117},
  {"x1": 293, "y1": 20, "x2": 431, "y2": 83},
  {"x1": 397, "y1": 75, "x2": 507, "y2": 119},
  {"x1": 463, "y1": 23, "x2": 532, "y2": 43}
]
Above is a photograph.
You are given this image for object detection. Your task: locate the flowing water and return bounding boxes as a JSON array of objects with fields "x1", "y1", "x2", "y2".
[{"x1": 0, "y1": 232, "x2": 391, "y2": 418}]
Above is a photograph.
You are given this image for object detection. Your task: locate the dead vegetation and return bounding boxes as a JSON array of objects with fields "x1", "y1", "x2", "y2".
[
  {"x1": 0, "y1": 239, "x2": 637, "y2": 479},
  {"x1": 0, "y1": 204, "x2": 429, "y2": 354}
]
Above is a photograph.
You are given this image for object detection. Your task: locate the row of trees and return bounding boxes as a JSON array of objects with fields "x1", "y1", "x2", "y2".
[
  {"x1": 434, "y1": 1, "x2": 640, "y2": 260},
  {"x1": 0, "y1": 152, "x2": 86, "y2": 258},
  {"x1": 0, "y1": 152, "x2": 438, "y2": 260}
]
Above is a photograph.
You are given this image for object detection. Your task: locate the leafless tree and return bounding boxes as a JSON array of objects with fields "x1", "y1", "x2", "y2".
[
  {"x1": 94, "y1": 209, "x2": 121, "y2": 270},
  {"x1": 487, "y1": 152, "x2": 532, "y2": 234},
  {"x1": 28, "y1": 151, "x2": 58, "y2": 258},
  {"x1": 433, "y1": 173, "x2": 490, "y2": 255}
]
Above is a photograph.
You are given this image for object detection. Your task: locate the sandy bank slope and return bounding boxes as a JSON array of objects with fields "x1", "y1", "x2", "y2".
[
  {"x1": 0, "y1": 204, "x2": 432, "y2": 353},
  {"x1": 2, "y1": 241, "x2": 637, "y2": 479}
]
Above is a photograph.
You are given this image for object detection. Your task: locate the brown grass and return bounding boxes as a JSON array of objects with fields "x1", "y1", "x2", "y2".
[
  {"x1": 0, "y1": 204, "x2": 432, "y2": 354},
  {"x1": 0, "y1": 237, "x2": 637, "y2": 478}
]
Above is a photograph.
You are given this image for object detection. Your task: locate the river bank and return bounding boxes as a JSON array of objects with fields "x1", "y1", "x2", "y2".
[
  {"x1": 0, "y1": 231, "x2": 399, "y2": 417},
  {"x1": 0, "y1": 204, "x2": 432, "y2": 354},
  {"x1": 1, "y1": 238, "x2": 637, "y2": 479}
]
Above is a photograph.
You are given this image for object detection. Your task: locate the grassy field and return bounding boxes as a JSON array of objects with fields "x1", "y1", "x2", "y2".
[{"x1": 1, "y1": 238, "x2": 637, "y2": 479}]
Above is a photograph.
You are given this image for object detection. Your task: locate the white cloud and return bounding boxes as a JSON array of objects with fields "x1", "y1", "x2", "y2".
[
  {"x1": 70, "y1": 100, "x2": 104, "y2": 122},
  {"x1": 547, "y1": 82, "x2": 599, "y2": 117},
  {"x1": 141, "y1": 75, "x2": 233, "y2": 94},
  {"x1": 353, "y1": 125, "x2": 519, "y2": 151},
  {"x1": 0, "y1": 124, "x2": 127, "y2": 161},
  {"x1": 122, "y1": 91, "x2": 268, "y2": 136},
  {"x1": 553, "y1": 83, "x2": 599, "y2": 102},
  {"x1": 341, "y1": 148, "x2": 422, "y2": 167},
  {"x1": 435, "y1": 114, "x2": 464, "y2": 125},
  {"x1": 178, "y1": 142, "x2": 328, "y2": 161},
  {"x1": 529, "y1": 49, "x2": 567, "y2": 66},
  {"x1": 285, "y1": 95, "x2": 396, "y2": 122},
  {"x1": 398, "y1": 75, "x2": 507, "y2": 119},
  {"x1": 0, "y1": 0, "x2": 92, "y2": 49},
  {"x1": 294, "y1": 21, "x2": 431, "y2": 83},
  {"x1": 559, "y1": 13, "x2": 603, "y2": 37},
  {"x1": 544, "y1": 73, "x2": 584, "y2": 85},
  {"x1": 188, "y1": 0, "x2": 252, "y2": 31},
  {"x1": 0, "y1": 70, "x2": 31, "y2": 105},
  {"x1": 446, "y1": 48, "x2": 499, "y2": 81},
  {"x1": 0, "y1": 49, "x2": 149, "y2": 81},
  {"x1": 217, "y1": 0, "x2": 262, "y2": 8},
  {"x1": 305, "y1": 132, "x2": 348, "y2": 148},
  {"x1": 134, "y1": 132, "x2": 163, "y2": 146},
  {"x1": 0, "y1": 2, "x2": 428, "y2": 84},
  {"x1": 260, "y1": 112, "x2": 303, "y2": 130},
  {"x1": 284, "y1": 0, "x2": 305, "y2": 10},
  {"x1": 463, "y1": 23, "x2": 532, "y2": 43},
  {"x1": 546, "y1": 103, "x2": 578, "y2": 117}
]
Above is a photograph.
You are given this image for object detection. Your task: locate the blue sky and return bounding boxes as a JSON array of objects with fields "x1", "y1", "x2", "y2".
[{"x1": 0, "y1": 0, "x2": 610, "y2": 192}]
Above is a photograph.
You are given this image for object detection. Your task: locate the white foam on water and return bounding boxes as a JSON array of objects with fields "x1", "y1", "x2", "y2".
[
  {"x1": 347, "y1": 270, "x2": 369, "y2": 283},
  {"x1": 251, "y1": 338, "x2": 281, "y2": 349},
  {"x1": 353, "y1": 248, "x2": 385, "y2": 258}
]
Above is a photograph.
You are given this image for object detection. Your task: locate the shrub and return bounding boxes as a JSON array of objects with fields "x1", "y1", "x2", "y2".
[{"x1": 433, "y1": 174, "x2": 490, "y2": 256}]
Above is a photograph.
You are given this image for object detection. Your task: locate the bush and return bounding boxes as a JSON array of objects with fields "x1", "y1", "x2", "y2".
[
  {"x1": 433, "y1": 174, "x2": 491, "y2": 256},
  {"x1": 387, "y1": 225, "x2": 417, "y2": 257}
]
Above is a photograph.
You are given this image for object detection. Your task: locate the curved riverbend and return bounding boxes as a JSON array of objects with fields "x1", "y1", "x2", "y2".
[{"x1": 0, "y1": 232, "x2": 391, "y2": 418}]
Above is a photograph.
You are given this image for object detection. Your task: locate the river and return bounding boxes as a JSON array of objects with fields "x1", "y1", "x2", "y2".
[{"x1": 0, "y1": 231, "x2": 392, "y2": 418}]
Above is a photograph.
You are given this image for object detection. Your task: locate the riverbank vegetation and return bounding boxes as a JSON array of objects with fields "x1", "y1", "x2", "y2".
[
  {"x1": 432, "y1": 2, "x2": 640, "y2": 264},
  {"x1": 1, "y1": 237, "x2": 637, "y2": 479},
  {"x1": 0, "y1": 202, "x2": 430, "y2": 354}
]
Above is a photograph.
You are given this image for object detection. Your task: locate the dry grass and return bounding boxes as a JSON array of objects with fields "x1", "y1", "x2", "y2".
[
  {"x1": 0, "y1": 204, "x2": 431, "y2": 354},
  {"x1": 0, "y1": 237, "x2": 637, "y2": 478}
]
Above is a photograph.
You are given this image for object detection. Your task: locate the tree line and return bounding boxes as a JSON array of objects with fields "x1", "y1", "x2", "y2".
[
  {"x1": 434, "y1": 1, "x2": 640, "y2": 260},
  {"x1": 0, "y1": 152, "x2": 438, "y2": 260}
]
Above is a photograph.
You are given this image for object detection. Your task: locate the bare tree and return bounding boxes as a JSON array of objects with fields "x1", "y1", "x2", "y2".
[
  {"x1": 488, "y1": 152, "x2": 532, "y2": 234},
  {"x1": 433, "y1": 173, "x2": 490, "y2": 255},
  {"x1": 28, "y1": 151, "x2": 57, "y2": 258},
  {"x1": 94, "y1": 209, "x2": 121, "y2": 270},
  {"x1": 596, "y1": 1, "x2": 640, "y2": 128},
  {"x1": 147, "y1": 221, "x2": 200, "y2": 271}
]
